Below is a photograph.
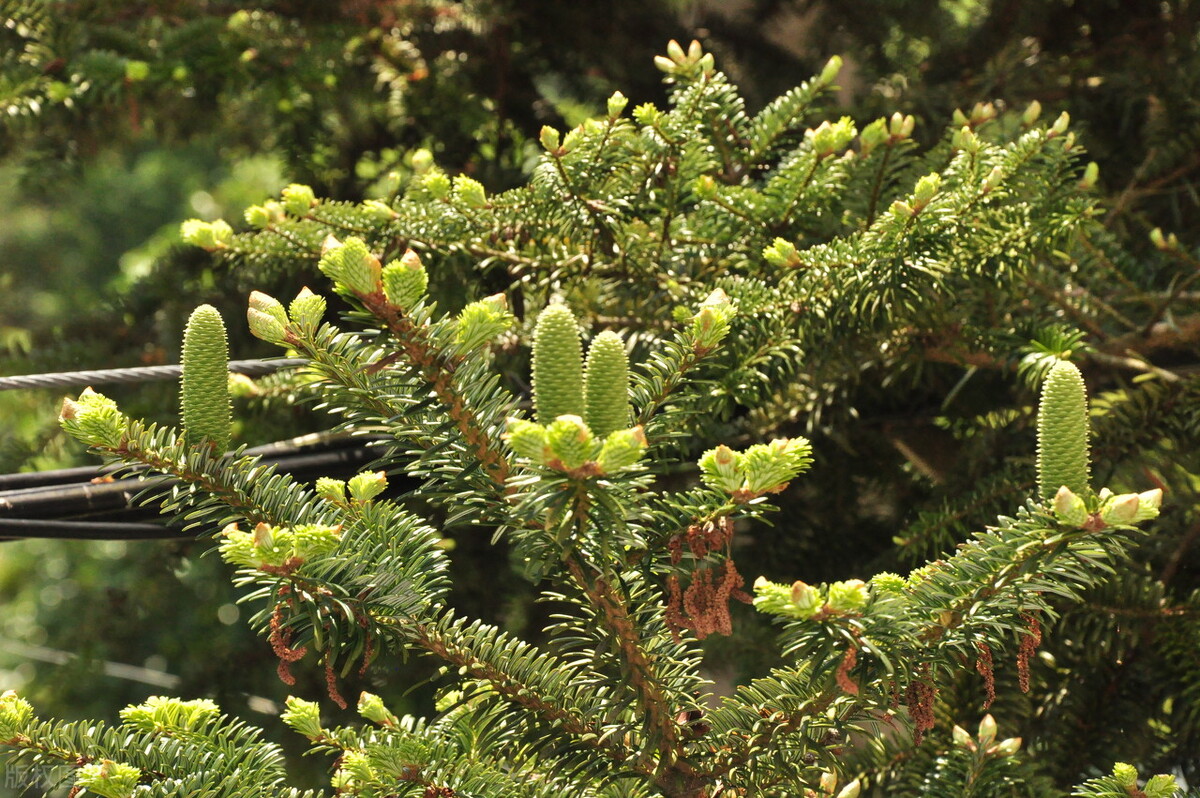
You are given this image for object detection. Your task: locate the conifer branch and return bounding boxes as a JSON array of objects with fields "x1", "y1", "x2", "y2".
[{"x1": 357, "y1": 292, "x2": 512, "y2": 487}]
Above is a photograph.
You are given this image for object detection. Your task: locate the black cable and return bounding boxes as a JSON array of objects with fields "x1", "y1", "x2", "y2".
[
  {"x1": 0, "y1": 357, "x2": 309, "y2": 392},
  {"x1": 0, "y1": 518, "x2": 190, "y2": 541}
]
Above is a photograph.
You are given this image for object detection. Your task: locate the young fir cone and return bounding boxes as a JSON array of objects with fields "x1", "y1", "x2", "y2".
[
  {"x1": 180, "y1": 304, "x2": 232, "y2": 452},
  {"x1": 583, "y1": 330, "x2": 630, "y2": 438},
  {"x1": 532, "y1": 304, "x2": 584, "y2": 425},
  {"x1": 1037, "y1": 359, "x2": 1091, "y2": 499}
]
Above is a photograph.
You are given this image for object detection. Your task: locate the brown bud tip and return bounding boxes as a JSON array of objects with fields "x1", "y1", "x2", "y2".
[
  {"x1": 253, "y1": 522, "x2": 273, "y2": 546},
  {"x1": 320, "y1": 234, "x2": 343, "y2": 255}
]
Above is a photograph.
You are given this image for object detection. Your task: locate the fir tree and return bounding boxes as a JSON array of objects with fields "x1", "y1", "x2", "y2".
[{"x1": 4, "y1": 40, "x2": 1198, "y2": 798}]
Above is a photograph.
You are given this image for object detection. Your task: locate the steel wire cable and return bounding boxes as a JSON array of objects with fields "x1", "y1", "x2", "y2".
[{"x1": 0, "y1": 358, "x2": 309, "y2": 391}]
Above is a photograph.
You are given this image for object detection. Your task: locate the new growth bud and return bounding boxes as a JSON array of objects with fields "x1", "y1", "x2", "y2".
[
  {"x1": 281, "y1": 696, "x2": 324, "y2": 740},
  {"x1": 75, "y1": 761, "x2": 142, "y2": 798},
  {"x1": 1096, "y1": 488, "x2": 1162, "y2": 526},
  {"x1": 888, "y1": 112, "x2": 914, "y2": 139},
  {"x1": 1134, "y1": 488, "x2": 1163, "y2": 522},
  {"x1": 826, "y1": 579, "x2": 869, "y2": 613},
  {"x1": 977, "y1": 713, "x2": 997, "y2": 745},
  {"x1": 410, "y1": 148, "x2": 434, "y2": 173},
  {"x1": 347, "y1": 471, "x2": 388, "y2": 503},
  {"x1": 219, "y1": 521, "x2": 342, "y2": 570},
  {"x1": 1111, "y1": 763, "x2": 1138, "y2": 788},
  {"x1": 1143, "y1": 774, "x2": 1180, "y2": 798},
  {"x1": 692, "y1": 174, "x2": 718, "y2": 200},
  {"x1": 124, "y1": 60, "x2": 150, "y2": 82},
  {"x1": 607, "y1": 91, "x2": 628, "y2": 118},
  {"x1": 699, "y1": 445, "x2": 744, "y2": 493},
  {"x1": 741, "y1": 438, "x2": 814, "y2": 494},
  {"x1": 1052, "y1": 486, "x2": 1089, "y2": 527},
  {"x1": 763, "y1": 238, "x2": 802, "y2": 268},
  {"x1": 991, "y1": 737, "x2": 1022, "y2": 756},
  {"x1": 835, "y1": 779, "x2": 861, "y2": 798},
  {"x1": 0, "y1": 690, "x2": 34, "y2": 742},
  {"x1": 1100, "y1": 492, "x2": 1140, "y2": 525},
  {"x1": 951, "y1": 126, "x2": 978, "y2": 153},
  {"x1": 1150, "y1": 227, "x2": 1179, "y2": 251},
  {"x1": 700, "y1": 438, "x2": 812, "y2": 499},
  {"x1": 655, "y1": 39, "x2": 713, "y2": 78},
  {"x1": 1022, "y1": 100, "x2": 1042, "y2": 126},
  {"x1": 244, "y1": 202, "x2": 284, "y2": 229},
  {"x1": 59, "y1": 388, "x2": 128, "y2": 450},
  {"x1": 858, "y1": 118, "x2": 888, "y2": 156},
  {"x1": 810, "y1": 118, "x2": 856, "y2": 157},
  {"x1": 981, "y1": 165, "x2": 1005, "y2": 193},
  {"x1": 315, "y1": 476, "x2": 348, "y2": 505},
  {"x1": 869, "y1": 572, "x2": 906, "y2": 595},
  {"x1": 912, "y1": 173, "x2": 941, "y2": 211},
  {"x1": 422, "y1": 171, "x2": 451, "y2": 200},
  {"x1": 382, "y1": 249, "x2": 428, "y2": 312},
  {"x1": 751, "y1": 577, "x2": 823, "y2": 620},
  {"x1": 289, "y1": 286, "x2": 327, "y2": 333},
  {"x1": 595, "y1": 426, "x2": 647, "y2": 473},
  {"x1": 281, "y1": 183, "x2": 317, "y2": 216},
  {"x1": 358, "y1": 692, "x2": 399, "y2": 727},
  {"x1": 633, "y1": 103, "x2": 660, "y2": 126},
  {"x1": 506, "y1": 418, "x2": 552, "y2": 465},
  {"x1": 1079, "y1": 161, "x2": 1099, "y2": 190},
  {"x1": 453, "y1": 293, "x2": 514, "y2": 354},
  {"x1": 542, "y1": 125, "x2": 564, "y2": 153},
  {"x1": 1049, "y1": 111, "x2": 1071, "y2": 138},
  {"x1": 818, "y1": 55, "x2": 843, "y2": 86},
  {"x1": 546, "y1": 415, "x2": 598, "y2": 470},
  {"x1": 363, "y1": 199, "x2": 398, "y2": 221},
  {"x1": 318, "y1": 236, "x2": 382, "y2": 296},
  {"x1": 690, "y1": 288, "x2": 736, "y2": 352},
  {"x1": 453, "y1": 175, "x2": 488, "y2": 208},
  {"x1": 180, "y1": 218, "x2": 233, "y2": 251},
  {"x1": 120, "y1": 696, "x2": 220, "y2": 734},
  {"x1": 247, "y1": 291, "x2": 289, "y2": 344}
]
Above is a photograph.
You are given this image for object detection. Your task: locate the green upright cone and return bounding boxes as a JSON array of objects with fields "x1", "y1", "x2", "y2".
[
  {"x1": 180, "y1": 304, "x2": 232, "y2": 452},
  {"x1": 532, "y1": 304, "x2": 584, "y2": 425},
  {"x1": 1036, "y1": 359, "x2": 1091, "y2": 499},
  {"x1": 583, "y1": 331, "x2": 630, "y2": 438}
]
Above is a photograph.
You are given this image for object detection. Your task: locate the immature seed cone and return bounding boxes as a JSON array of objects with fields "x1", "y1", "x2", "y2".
[
  {"x1": 1036, "y1": 360, "x2": 1090, "y2": 499},
  {"x1": 180, "y1": 304, "x2": 232, "y2": 452},
  {"x1": 584, "y1": 331, "x2": 630, "y2": 438},
  {"x1": 532, "y1": 304, "x2": 584, "y2": 425}
]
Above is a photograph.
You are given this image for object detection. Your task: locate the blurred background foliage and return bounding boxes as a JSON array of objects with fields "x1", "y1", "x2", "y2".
[{"x1": 1, "y1": 0, "x2": 1198, "y2": 793}]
